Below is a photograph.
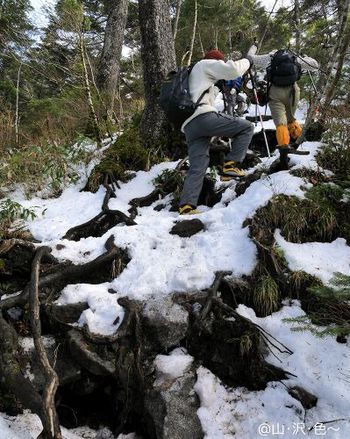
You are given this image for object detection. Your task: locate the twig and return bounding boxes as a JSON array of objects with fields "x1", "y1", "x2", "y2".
[
  {"x1": 29, "y1": 246, "x2": 63, "y2": 439},
  {"x1": 212, "y1": 297, "x2": 293, "y2": 355},
  {"x1": 199, "y1": 271, "x2": 232, "y2": 320}
]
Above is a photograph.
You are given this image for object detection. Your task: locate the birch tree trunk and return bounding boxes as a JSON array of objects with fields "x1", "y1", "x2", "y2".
[
  {"x1": 80, "y1": 34, "x2": 102, "y2": 145},
  {"x1": 187, "y1": 0, "x2": 198, "y2": 66},
  {"x1": 15, "y1": 63, "x2": 22, "y2": 146},
  {"x1": 138, "y1": 0, "x2": 176, "y2": 148},
  {"x1": 96, "y1": 0, "x2": 129, "y2": 118},
  {"x1": 294, "y1": 0, "x2": 301, "y2": 53},
  {"x1": 173, "y1": 0, "x2": 182, "y2": 40}
]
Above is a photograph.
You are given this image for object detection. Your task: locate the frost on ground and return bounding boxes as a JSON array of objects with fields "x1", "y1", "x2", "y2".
[{"x1": 3, "y1": 99, "x2": 350, "y2": 438}]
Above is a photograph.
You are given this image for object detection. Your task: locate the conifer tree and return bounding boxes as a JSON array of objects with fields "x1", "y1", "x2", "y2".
[{"x1": 138, "y1": 0, "x2": 176, "y2": 148}]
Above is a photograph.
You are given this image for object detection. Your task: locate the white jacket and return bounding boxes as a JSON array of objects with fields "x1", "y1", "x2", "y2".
[{"x1": 181, "y1": 58, "x2": 250, "y2": 132}]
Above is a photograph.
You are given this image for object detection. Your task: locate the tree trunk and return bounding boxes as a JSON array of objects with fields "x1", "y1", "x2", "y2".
[
  {"x1": 15, "y1": 62, "x2": 22, "y2": 146},
  {"x1": 298, "y1": 0, "x2": 350, "y2": 143},
  {"x1": 187, "y1": 0, "x2": 198, "y2": 66},
  {"x1": 320, "y1": 0, "x2": 350, "y2": 88},
  {"x1": 319, "y1": 22, "x2": 350, "y2": 121},
  {"x1": 79, "y1": 34, "x2": 102, "y2": 145},
  {"x1": 138, "y1": 0, "x2": 176, "y2": 148},
  {"x1": 173, "y1": 0, "x2": 182, "y2": 41},
  {"x1": 294, "y1": 0, "x2": 301, "y2": 53},
  {"x1": 96, "y1": 0, "x2": 129, "y2": 117}
]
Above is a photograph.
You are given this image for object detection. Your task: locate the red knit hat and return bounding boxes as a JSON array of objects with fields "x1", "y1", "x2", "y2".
[{"x1": 204, "y1": 49, "x2": 225, "y2": 61}]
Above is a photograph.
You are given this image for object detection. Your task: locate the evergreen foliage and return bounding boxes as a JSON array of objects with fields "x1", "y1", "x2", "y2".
[{"x1": 284, "y1": 274, "x2": 350, "y2": 338}]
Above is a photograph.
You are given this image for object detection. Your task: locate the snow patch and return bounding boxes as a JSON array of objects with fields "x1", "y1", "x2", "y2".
[
  {"x1": 55, "y1": 283, "x2": 124, "y2": 335},
  {"x1": 275, "y1": 230, "x2": 350, "y2": 284}
]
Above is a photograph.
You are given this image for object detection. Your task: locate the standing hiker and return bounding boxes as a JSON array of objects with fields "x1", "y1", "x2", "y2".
[
  {"x1": 247, "y1": 45, "x2": 319, "y2": 150},
  {"x1": 178, "y1": 49, "x2": 254, "y2": 215}
]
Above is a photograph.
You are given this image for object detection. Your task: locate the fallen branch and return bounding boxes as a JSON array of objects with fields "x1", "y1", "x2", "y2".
[{"x1": 29, "y1": 246, "x2": 62, "y2": 439}]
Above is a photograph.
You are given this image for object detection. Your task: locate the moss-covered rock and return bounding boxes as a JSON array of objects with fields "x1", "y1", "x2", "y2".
[{"x1": 85, "y1": 125, "x2": 150, "y2": 192}]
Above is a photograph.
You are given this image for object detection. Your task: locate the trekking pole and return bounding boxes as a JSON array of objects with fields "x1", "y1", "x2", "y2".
[
  {"x1": 248, "y1": 68, "x2": 271, "y2": 157},
  {"x1": 307, "y1": 70, "x2": 318, "y2": 96}
]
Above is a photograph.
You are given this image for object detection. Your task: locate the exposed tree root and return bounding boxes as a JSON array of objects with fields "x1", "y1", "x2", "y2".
[
  {"x1": 63, "y1": 210, "x2": 136, "y2": 241},
  {"x1": 0, "y1": 236, "x2": 128, "y2": 311},
  {"x1": 29, "y1": 246, "x2": 63, "y2": 439},
  {"x1": 199, "y1": 271, "x2": 232, "y2": 321}
]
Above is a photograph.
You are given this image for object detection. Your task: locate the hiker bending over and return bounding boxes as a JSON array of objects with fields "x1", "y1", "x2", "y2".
[
  {"x1": 216, "y1": 77, "x2": 245, "y2": 116},
  {"x1": 247, "y1": 45, "x2": 319, "y2": 149},
  {"x1": 179, "y1": 49, "x2": 254, "y2": 215}
]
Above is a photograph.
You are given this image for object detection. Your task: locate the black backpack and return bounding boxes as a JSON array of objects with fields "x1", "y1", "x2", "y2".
[
  {"x1": 159, "y1": 65, "x2": 208, "y2": 128},
  {"x1": 266, "y1": 49, "x2": 302, "y2": 87}
]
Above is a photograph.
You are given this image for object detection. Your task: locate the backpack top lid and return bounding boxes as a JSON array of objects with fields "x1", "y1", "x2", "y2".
[{"x1": 267, "y1": 49, "x2": 302, "y2": 87}]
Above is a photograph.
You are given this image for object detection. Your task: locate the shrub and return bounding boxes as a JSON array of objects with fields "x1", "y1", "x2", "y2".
[
  {"x1": 253, "y1": 274, "x2": 280, "y2": 317},
  {"x1": 0, "y1": 198, "x2": 37, "y2": 238},
  {"x1": 284, "y1": 274, "x2": 350, "y2": 339}
]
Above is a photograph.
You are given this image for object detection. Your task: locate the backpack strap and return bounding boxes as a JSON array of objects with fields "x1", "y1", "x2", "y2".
[{"x1": 194, "y1": 88, "x2": 210, "y2": 108}]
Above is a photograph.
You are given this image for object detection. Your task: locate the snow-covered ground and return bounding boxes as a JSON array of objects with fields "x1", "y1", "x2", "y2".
[{"x1": 1, "y1": 100, "x2": 350, "y2": 438}]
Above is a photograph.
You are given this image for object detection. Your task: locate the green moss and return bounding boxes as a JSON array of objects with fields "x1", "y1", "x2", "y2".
[{"x1": 86, "y1": 124, "x2": 151, "y2": 192}]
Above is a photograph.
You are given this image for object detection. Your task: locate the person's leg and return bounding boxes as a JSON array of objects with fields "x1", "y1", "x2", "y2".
[
  {"x1": 287, "y1": 84, "x2": 302, "y2": 141},
  {"x1": 198, "y1": 113, "x2": 254, "y2": 162},
  {"x1": 179, "y1": 112, "x2": 255, "y2": 209},
  {"x1": 222, "y1": 116, "x2": 254, "y2": 163},
  {"x1": 179, "y1": 136, "x2": 210, "y2": 209},
  {"x1": 268, "y1": 85, "x2": 290, "y2": 146},
  {"x1": 195, "y1": 113, "x2": 254, "y2": 178}
]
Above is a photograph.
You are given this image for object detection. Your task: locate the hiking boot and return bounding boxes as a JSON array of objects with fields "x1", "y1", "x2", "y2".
[
  {"x1": 179, "y1": 204, "x2": 201, "y2": 215},
  {"x1": 221, "y1": 160, "x2": 245, "y2": 178}
]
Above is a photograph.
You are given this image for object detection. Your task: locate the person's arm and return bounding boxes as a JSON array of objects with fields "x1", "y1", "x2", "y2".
[
  {"x1": 297, "y1": 55, "x2": 319, "y2": 71},
  {"x1": 204, "y1": 58, "x2": 250, "y2": 81},
  {"x1": 246, "y1": 44, "x2": 276, "y2": 70}
]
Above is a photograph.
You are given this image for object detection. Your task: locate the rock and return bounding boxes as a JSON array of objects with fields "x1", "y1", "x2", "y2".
[
  {"x1": 145, "y1": 349, "x2": 202, "y2": 439},
  {"x1": 18, "y1": 336, "x2": 81, "y2": 390},
  {"x1": 170, "y1": 219, "x2": 204, "y2": 238},
  {"x1": 68, "y1": 330, "x2": 116, "y2": 376},
  {"x1": 288, "y1": 386, "x2": 318, "y2": 410},
  {"x1": 142, "y1": 296, "x2": 189, "y2": 351},
  {"x1": 235, "y1": 171, "x2": 263, "y2": 197},
  {"x1": 249, "y1": 129, "x2": 277, "y2": 156},
  {"x1": 48, "y1": 302, "x2": 89, "y2": 324}
]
